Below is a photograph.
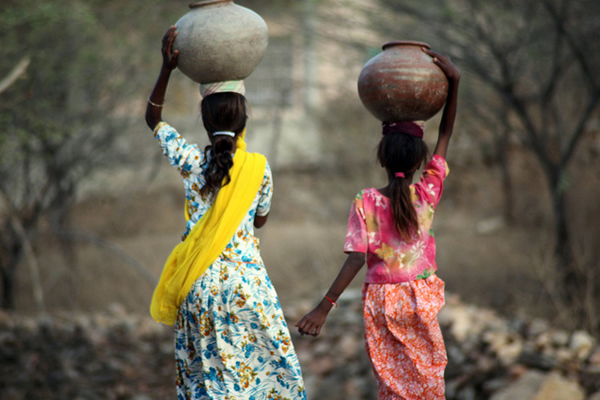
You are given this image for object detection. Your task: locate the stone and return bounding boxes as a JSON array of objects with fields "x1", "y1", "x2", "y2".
[
  {"x1": 496, "y1": 339, "x2": 523, "y2": 366},
  {"x1": 589, "y1": 347, "x2": 600, "y2": 365},
  {"x1": 551, "y1": 330, "x2": 569, "y2": 347},
  {"x1": 489, "y1": 370, "x2": 546, "y2": 400},
  {"x1": 532, "y1": 372, "x2": 585, "y2": 400},
  {"x1": 570, "y1": 330, "x2": 596, "y2": 360},
  {"x1": 528, "y1": 319, "x2": 550, "y2": 337}
]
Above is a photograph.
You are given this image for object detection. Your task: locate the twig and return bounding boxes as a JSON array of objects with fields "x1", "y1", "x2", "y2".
[{"x1": 0, "y1": 57, "x2": 31, "y2": 94}]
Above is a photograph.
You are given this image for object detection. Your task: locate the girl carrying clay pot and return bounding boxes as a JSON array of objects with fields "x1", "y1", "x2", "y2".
[{"x1": 297, "y1": 48, "x2": 460, "y2": 400}]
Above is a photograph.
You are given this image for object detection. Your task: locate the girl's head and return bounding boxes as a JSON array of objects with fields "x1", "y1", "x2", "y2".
[
  {"x1": 200, "y1": 92, "x2": 248, "y2": 195},
  {"x1": 377, "y1": 132, "x2": 429, "y2": 240}
]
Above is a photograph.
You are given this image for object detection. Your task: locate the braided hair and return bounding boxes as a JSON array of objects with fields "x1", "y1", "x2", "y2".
[
  {"x1": 377, "y1": 133, "x2": 429, "y2": 241},
  {"x1": 200, "y1": 92, "x2": 248, "y2": 196}
]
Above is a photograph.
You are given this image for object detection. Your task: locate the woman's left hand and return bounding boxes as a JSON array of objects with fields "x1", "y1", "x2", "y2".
[{"x1": 162, "y1": 25, "x2": 179, "y2": 70}]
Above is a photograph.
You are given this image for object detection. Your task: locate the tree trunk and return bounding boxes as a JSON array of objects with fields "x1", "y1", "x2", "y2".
[
  {"x1": 497, "y1": 110, "x2": 515, "y2": 224},
  {"x1": 0, "y1": 252, "x2": 20, "y2": 310},
  {"x1": 550, "y1": 171, "x2": 583, "y2": 314}
]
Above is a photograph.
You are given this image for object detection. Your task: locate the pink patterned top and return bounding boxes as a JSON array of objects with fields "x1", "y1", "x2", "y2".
[{"x1": 344, "y1": 155, "x2": 449, "y2": 283}]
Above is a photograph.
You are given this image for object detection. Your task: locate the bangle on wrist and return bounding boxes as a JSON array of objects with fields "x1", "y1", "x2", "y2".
[
  {"x1": 324, "y1": 295, "x2": 338, "y2": 308},
  {"x1": 148, "y1": 98, "x2": 164, "y2": 108}
]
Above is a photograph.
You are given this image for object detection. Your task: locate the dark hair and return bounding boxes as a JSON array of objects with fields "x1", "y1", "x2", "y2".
[
  {"x1": 377, "y1": 133, "x2": 429, "y2": 241},
  {"x1": 200, "y1": 92, "x2": 248, "y2": 196}
]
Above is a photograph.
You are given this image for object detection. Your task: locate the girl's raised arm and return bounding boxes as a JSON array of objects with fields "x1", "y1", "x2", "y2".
[
  {"x1": 145, "y1": 26, "x2": 180, "y2": 130},
  {"x1": 422, "y1": 49, "x2": 460, "y2": 160}
]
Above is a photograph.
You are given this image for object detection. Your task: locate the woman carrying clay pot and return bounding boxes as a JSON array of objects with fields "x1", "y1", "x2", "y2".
[{"x1": 145, "y1": 26, "x2": 306, "y2": 400}]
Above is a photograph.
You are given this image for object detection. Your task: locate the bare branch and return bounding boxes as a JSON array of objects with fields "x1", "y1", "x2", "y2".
[
  {"x1": 560, "y1": 90, "x2": 600, "y2": 168},
  {"x1": 542, "y1": 0, "x2": 598, "y2": 90},
  {"x1": 0, "y1": 57, "x2": 31, "y2": 95}
]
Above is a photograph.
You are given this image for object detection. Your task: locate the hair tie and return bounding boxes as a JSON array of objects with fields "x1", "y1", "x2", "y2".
[
  {"x1": 395, "y1": 172, "x2": 405, "y2": 178},
  {"x1": 382, "y1": 121, "x2": 424, "y2": 138},
  {"x1": 213, "y1": 131, "x2": 236, "y2": 137}
]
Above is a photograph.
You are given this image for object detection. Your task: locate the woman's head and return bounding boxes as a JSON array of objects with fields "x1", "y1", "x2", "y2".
[
  {"x1": 200, "y1": 92, "x2": 248, "y2": 196},
  {"x1": 201, "y1": 92, "x2": 248, "y2": 137},
  {"x1": 377, "y1": 132, "x2": 429, "y2": 240}
]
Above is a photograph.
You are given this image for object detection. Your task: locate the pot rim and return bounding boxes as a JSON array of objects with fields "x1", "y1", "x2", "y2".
[
  {"x1": 189, "y1": 0, "x2": 232, "y2": 9},
  {"x1": 382, "y1": 41, "x2": 430, "y2": 50}
]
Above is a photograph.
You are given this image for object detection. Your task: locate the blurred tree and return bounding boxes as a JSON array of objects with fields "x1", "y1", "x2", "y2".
[
  {"x1": 0, "y1": 0, "x2": 142, "y2": 309},
  {"x1": 377, "y1": 0, "x2": 600, "y2": 315}
]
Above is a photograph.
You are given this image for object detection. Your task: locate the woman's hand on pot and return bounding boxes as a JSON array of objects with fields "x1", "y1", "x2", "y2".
[{"x1": 162, "y1": 25, "x2": 179, "y2": 70}]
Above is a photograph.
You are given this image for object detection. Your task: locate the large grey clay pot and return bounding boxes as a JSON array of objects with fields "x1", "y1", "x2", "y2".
[
  {"x1": 173, "y1": 0, "x2": 269, "y2": 84},
  {"x1": 357, "y1": 41, "x2": 448, "y2": 122}
]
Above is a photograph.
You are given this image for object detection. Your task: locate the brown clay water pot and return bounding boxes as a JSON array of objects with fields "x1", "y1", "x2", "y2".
[
  {"x1": 173, "y1": 0, "x2": 269, "y2": 84},
  {"x1": 357, "y1": 41, "x2": 448, "y2": 122}
]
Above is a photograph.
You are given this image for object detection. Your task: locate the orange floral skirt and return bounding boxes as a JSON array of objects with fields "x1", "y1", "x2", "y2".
[{"x1": 362, "y1": 275, "x2": 447, "y2": 400}]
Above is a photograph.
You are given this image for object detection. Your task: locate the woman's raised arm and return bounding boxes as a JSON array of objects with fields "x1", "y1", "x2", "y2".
[{"x1": 145, "y1": 26, "x2": 180, "y2": 130}]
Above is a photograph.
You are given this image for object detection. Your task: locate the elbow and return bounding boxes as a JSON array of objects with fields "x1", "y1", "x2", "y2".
[
  {"x1": 254, "y1": 214, "x2": 269, "y2": 229},
  {"x1": 145, "y1": 108, "x2": 159, "y2": 130}
]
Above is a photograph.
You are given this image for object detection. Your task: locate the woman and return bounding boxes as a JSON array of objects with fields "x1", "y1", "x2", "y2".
[{"x1": 146, "y1": 26, "x2": 306, "y2": 400}]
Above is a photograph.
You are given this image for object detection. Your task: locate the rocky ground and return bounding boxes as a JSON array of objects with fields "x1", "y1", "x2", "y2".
[{"x1": 1, "y1": 292, "x2": 599, "y2": 400}]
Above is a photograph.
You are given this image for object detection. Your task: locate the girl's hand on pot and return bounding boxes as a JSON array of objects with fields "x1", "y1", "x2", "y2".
[{"x1": 422, "y1": 48, "x2": 460, "y2": 82}]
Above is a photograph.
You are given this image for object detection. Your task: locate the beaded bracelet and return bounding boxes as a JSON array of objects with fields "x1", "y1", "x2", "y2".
[{"x1": 324, "y1": 295, "x2": 338, "y2": 308}]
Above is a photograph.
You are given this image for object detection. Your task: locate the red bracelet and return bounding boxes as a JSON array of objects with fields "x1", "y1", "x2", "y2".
[{"x1": 324, "y1": 295, "x2": 338, "y2": 308}]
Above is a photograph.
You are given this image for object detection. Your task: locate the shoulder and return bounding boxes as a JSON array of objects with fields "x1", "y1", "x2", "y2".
[
  {"x1": 355, "y1": 188, "x2": 377, "y2": 198},
  {"x1": 352, "y1": 188, "x2": 377, "y2": 209}
]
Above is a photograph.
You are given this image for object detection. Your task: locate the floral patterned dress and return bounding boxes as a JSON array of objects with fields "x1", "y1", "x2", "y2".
[
  {"x1": 154, "y1": 122, "x2": 306, "y2": 400},
  {"x1": 344, "y1": 155, "x2": 449, "y2": 400}
]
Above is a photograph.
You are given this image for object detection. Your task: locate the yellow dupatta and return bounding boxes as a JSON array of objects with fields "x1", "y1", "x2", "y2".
[{"x1": 150, "y1": 132, "x2": 267, "y2": 325}]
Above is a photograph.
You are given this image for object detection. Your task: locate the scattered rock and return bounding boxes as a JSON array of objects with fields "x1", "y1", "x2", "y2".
[
  {"x1": 571, "y1": 330, "x2": 596, "y2": 360},
  {"x1": 489, "y1": 370, "x2": 547, "y2": 400},
  {"x1": 533, "y1": 372, "x2": 585, "y2": 400},
  {"x1": 1, "y1": 296, "x2": 597, "y2": 400}
]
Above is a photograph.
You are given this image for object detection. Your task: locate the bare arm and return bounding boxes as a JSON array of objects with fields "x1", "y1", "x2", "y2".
[
  {"x1": 254, "y1": 214, "x2": 269, "y2": 228},
  {"x1": 296, "y1": 252, "x2": 365, "y2": 336},
  {"x1": 423, "y1": 49, "x2": 460, "y2": 159},
  {"x1": 145, "y1": 26, "x2": 179, "y2": 130}
]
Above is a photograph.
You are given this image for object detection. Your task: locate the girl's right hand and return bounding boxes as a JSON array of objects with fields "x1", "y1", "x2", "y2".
[{"x1": 162, "y1": 25, "x2": 179, "y2": 70}]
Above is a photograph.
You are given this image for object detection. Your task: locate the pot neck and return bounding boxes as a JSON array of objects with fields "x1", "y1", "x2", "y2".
[
  {"x1": 189, "y1": 0, "x2": 232, "y2": 9},
  {"x1": 382, "y1": 41, "x2": 430, "y2": 51}
]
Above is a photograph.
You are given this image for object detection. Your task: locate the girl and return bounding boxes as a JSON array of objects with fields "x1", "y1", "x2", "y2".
[
  {"x1": 296, "y1": 48, "x2": 460, "y2": 400},
  {"x1": 146, "y1": 26, "x2": 306, "y2": 399}
]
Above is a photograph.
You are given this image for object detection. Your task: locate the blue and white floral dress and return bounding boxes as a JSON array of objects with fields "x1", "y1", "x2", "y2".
[{"x1": 154, "y1": 122, "x2": 306, "y2": 400}]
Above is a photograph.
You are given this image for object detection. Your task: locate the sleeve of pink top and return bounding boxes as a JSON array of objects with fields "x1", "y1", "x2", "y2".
[
  {"x1": 344, "y1": 193, "x2": 368, "y2": 253},
  {"x1": 414, "y1": 154, "x2": 450, "y2": 208}
]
